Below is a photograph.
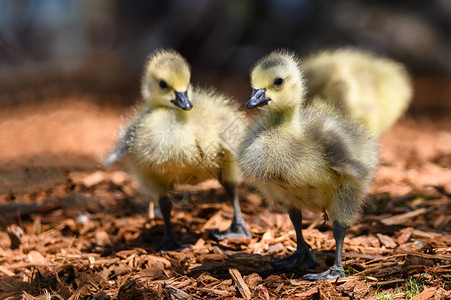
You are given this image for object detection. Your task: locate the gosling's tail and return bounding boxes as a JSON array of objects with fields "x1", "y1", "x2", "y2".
[
  {"x1": 104, "y1": 124, "x2": 139, "y2": 166},
  {"x1": 104, "y1": 142, "x2": 128, "y2": 166}
]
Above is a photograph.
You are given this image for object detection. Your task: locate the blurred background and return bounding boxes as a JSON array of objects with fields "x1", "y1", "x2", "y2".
[{"x1": 0, "y1": 0, "x2": 450, "y2": 169}]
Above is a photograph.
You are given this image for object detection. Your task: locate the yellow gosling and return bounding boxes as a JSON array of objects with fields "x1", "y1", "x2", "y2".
[
  {"x1": 105, "y1": 50, "x2": 250, "y2": 251},
  {"x1": 303, "y1": 48, "x2": 412, "y2": 136},
  {"x1": 239, "y1": 50, "x2": 379, "y2": 280}
]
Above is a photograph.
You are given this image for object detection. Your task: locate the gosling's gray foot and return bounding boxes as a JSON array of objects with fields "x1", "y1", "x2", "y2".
[
  {"x1": 302, "y1": 265, "x2": 345, "y2": 281},
  {"x1": 155, "y1": 236, "x2": 186, "y2": 252},
  {"x1": 210, "y1": 221, "x2": 252, "y2": 240},
  {"x1": 272, "y1": 249, "x2": 319, "y2": 271}
]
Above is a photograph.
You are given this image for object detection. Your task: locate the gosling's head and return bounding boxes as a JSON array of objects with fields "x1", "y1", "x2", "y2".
[
  {"x1": 141, "y1": 50, "x2": 193, "y2": 111},
  {"x1": 247, "y1": 50, "x2": 305, "y2": 111}
]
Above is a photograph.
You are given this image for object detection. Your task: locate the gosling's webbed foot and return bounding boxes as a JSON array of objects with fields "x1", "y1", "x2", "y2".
[
  {"x1": 272, "y1": 249, "x2": 319, "y2": 271},
  {"x1": 210, "y1": 220, "x2": 252, "y2": 241},
  {"x1": 302, "y1": 265, "x2": 345, "y2": 281},
  {"x1": 155, "y1": 236, "x2": 186, "y2": 252}
]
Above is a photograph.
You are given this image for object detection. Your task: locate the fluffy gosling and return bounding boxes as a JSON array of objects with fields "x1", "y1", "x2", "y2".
[
  {"x1": 239, "y1": 50, "x2": 379, "y2": 280},
  {"x1": 105, "y1": 50, "x2": 250, "y2": 251},
  {"x1": 303, "y1": 48, "x2": 412, "y2": 136}
]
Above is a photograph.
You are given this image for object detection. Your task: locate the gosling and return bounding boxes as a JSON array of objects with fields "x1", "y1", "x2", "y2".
[
  {"x1": 302, "y1": 48, "x2": 412, "y2": 136},
  {"x1": 105, "y1": 50, "x2": 251, "y2": 251},
  {"x1": 239, "y1": 50, "x2": 379, "y2": 280}
]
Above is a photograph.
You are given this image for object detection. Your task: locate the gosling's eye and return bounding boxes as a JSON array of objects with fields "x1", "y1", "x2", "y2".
[
  {"x1": 274, "y1": 77, "x2": 284, "y2": 87},
  {"x1": 159, "y1": 80, "x2": 168, "y2": 89}
]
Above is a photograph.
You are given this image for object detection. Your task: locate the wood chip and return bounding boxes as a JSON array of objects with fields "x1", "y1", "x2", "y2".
[
  {"x1": 411, "y1": 287, "x2": 437, "y2": 300},
  {"x1": 147, "y1": 255, "x2": 172, "y2": 268},
  {"x1": 81, "y1": 171, "x2": 106, "y2": 187},
  {"x1": 406, "y1": 252, "x2": 451, "y2": 261},
  {"x1": 109, "y1": 171, "x2": 128, "y2": 186},
  {"x1": 148, "y1": 201, "x2": 155, "y2": 219},
  {"x1": 168, "y1": 286, "x2": 190, "y2": 299},
  {"x1": 27, "y1": 250, "x2": 48, "y2": 265},
  {"x1": 274, "y1": 283, "x2": 284, "y2": 293},
  {"x1": 397, "y1": 227, "x2": 414, "y2": 244},
  {"x1": 252, "y1": 284, "x2": 270, "y2": 300},
  {"x1": 199, "y1": 287, "x2": 233, "y2": 297},
  {"x1": 338, "y1": 279, "x2": 370, "y2": 299},
  {"x1": 307, "y1": 215, "x2": 324, "y2": 230},
  {"x1": 192, "y1": 237, "x2": 206, "y2": 249},
  {"x1": 229, "y1": 268, "x2": 251, "y2": 299},
  {"x1": 248, "y1": 229, "x2": 273, "y2": 254},
  {"x1": 267, "y1": 243, "x2": 284, "y2": 254},
  {"x1": 369, "y1": 279, "x2": 405, "y2": 286},
  {"x1": 95, "y1": 230, "x2": 112, "y2": 247},
  {"x1": 0, "y1": 265, "x2": 15, "y2": 276},
  {"x1": 381, "y1": 208, "x2": 431, "y2": 225},
  {"x1": 291, "y1": 286, "x2": 318, "y2": 299},
  {"x1": 219, "y1": 238, "x2": 251, "y2": 250},
  {"x1": 412, "y1": 229, "x2": 447, "y2": 239},
  {"x1": 7, "y1": 224, "x2": 23, "y2": 250},
  {"x1": 376, "y1": 233, "x2": 398, "y2": 249},
  {"x1": 243, "y1": 273, "x2": 262, "y2": 291},
  {"x1": 201, "y1": 210, "x2": 223, "y2": 231}
]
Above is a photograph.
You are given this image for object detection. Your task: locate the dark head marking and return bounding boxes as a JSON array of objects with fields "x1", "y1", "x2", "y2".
[{"x1": 261, "y1": 57, "x2": 288, "y2": 70}]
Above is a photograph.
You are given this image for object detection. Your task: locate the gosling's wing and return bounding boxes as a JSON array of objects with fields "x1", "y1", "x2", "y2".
[
  {"x1": 104, "y1": 103, "x2": 152, "y2": 166},
  {"x1": 305, "y1": 102, "x2": 373, "y2": 179},
  {"x1": 321, "y1": 129, "x2": 370, "y2": 179},
  {"x1": 104, "y1": 123, "x2": 138, "y2": 166},
  {"x1": 104, "y1": 143, "x2": 127, "y2": 166}
]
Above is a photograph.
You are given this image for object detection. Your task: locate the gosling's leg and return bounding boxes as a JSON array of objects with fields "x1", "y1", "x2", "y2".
[
  {"x1": 210, "y1": 182, "x2": 251, "y2": 240},
  {"x1": 272, "y1": 208, "x2": 318, "y2": 271},
  {"x1": 302, "y1": 221, "x2": 346, "y2": 280},
  {"x1": 155, "y1": 196, "x2": 185, "y2": 252}
]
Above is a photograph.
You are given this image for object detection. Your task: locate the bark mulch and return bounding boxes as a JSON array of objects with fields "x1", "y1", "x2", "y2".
[{"x1": 0, "y1": 115, "x2": 450, "y2": 300}]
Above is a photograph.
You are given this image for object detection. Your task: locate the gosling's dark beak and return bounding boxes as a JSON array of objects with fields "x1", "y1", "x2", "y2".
[
  {"x1": 246, "y1": 88, "x2": 270, "y2": 109},
  {"x1": 171, "y1": 91, "x2": 193, "y2": 110}
]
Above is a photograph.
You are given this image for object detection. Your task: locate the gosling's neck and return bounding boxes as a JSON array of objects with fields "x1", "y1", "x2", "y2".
[
  {"x1": 149, "y1": 101, "x2": 190, "y2": 124},
  {"x1": 262, "y1": 101, "x2": 302, "y2": 129}
]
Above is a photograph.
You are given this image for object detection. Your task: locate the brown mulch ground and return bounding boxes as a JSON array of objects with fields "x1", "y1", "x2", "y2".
[{"x1": 0, "y1": 91, "x2": 450, "y2": 299}]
